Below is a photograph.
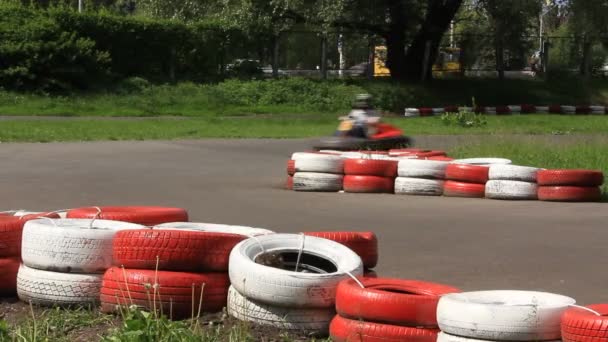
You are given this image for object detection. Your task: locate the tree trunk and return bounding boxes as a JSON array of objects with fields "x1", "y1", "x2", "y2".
[
  {"x1": 384, "y1": 0, "x2": 408, "y2": 80},
  {"x1": 495, "y1": 36, "x2": 504, "y2": 80},
  {"x1": 402, "y1": 0, "x2": 463, "y2": 81},
  {"x1": 580, "y1": 35, "x2": 592, "y2": 78},
  {"x1": 272, "y1": 34, "x2": 280, "y2": 78}
]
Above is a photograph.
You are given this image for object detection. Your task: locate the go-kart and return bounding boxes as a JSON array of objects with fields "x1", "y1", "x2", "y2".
[{"x1": 312, "y1": 119, "x2": 414, "y2": 151}]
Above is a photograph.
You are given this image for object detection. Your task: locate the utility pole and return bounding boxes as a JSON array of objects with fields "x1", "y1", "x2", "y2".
[{"x1": 78, "y1": 0, "x2": 83, "y2": 12}]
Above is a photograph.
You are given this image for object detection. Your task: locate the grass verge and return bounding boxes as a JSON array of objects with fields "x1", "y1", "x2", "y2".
[
  {"x1": 0, "y1": 77, "x2": 607, "y2": 117},
  {"x1": 0, "y1": 115, "x2": 608, "y2": 142}
]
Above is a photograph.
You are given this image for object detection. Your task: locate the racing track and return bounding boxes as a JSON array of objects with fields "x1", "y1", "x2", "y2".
[{"x1": 0, "y1": 138, "x2": 606, "y2": 303}]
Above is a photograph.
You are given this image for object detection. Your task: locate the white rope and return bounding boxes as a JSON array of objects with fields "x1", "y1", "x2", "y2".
[
  {"x1": 343, "y1": 271, "x2": 365, "y2": 289},
  {"x1": 88, "y1": 206, "x2": 102, "y2": 229},
  {"x1": 247, "y1": 235, "x2": 266, "y2": 254},
  {"x1": 569, "y1": 304, "x2": 602, "y2": 316},
  {"x1": 294, "y1": 233, "x2": 305, "y2": 272},
  {"x1": 33, "y1": 216, "x2": 58, "y2": 228}
]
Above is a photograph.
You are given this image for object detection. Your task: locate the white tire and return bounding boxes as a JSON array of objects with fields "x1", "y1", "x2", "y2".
[
  {"x1": 458, "y1": 107, "x2": 472, "y2": 112},
  {"x1": 318, "y1": 150, "x2": 343, "y2": 155},
  {"x1": 508, "y1": 105, "x2": 521, "y2": 113},
  {"x1": 488, "y1": 164, "x2": 540, "y2": 182},
  {"x1": 293, "y1": 172, "x2": 343, "y2": 192},
  {"x1": 432, "y1": 108, "x2": 445, "y2": 115},
  {"x1": 294, "y1": 155, "x2": 343, "y2": 174},
  {"x1": 437, "y1": 290, "x2": 575, "y2": 341},
  {"x1": 437, "y1": 332, "x2": 558, "y2": 342},
  {"x1": 591, "y1": 110, "x2": 606, "y2": 115},
  {"x1": 229, "y1": 233, "x2": 363, "y2": 308},
  {"x1": 394, "y1": 177, "x2": 444, "y2": 196},
  {"x1": 17, "y1": 264, "x2": 102, "y2": 306},
  {"x1": 398, "y1": 159, "x2": 449, "y2": 179},
  {"x1": 405, "y1": 108, "x2": 420, "y2": 117},
  {"x1": 452, "y1": 158, "x2": 512, "y2": 166},
  {"x1": 562, "y1": 105, "x2": 575, "y2": 113},
  {"x1": 227, "y1": 286, "x2": 334, "y2": 334},
  {"x1": 485, "y1": 107, "x2": 497, "y2": 115},
  {"x1": 22, "y1": 219, "x2": 144, "y2": 273},
  {"x1": 485, "y1": 180, "x2": 538, "y2": 200},
  {"x1": 155, "y1": 222, "x2": 274, "y2": 237},
  {"x1": 590, "y1": 105, "x2": 605, "y2": 112},
  {"x1": 536, "y1": 106, "x2": 549, "y2": 113}
]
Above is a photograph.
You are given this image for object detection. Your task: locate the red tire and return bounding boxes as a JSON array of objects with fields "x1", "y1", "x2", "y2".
[
  {"x1": 287, "y1": 160, "x2": 295, "y2": 176},
  {"x1": 304, "y1": 231, "x2": 378, "y2": 268},
  {"x1": 0, "y1": 212, "x2": 59, "y2": 258},
  {"x1": 389, "y1": 148, "x2": 425, "y2": 155},
  {"x1": 576, "y1": 105, "x2": 591, "y2": 114},
  {"x1": 445, "y1": 164, "x2": 489, "y2": 183},
  {"x1": 427, "y1": 156, "x2": 454, "y2": 161},
  {"x1": 537, "y1": 170, "x2": 604, "y2": 186},
  {"x1": 443, "y1": 181, "x2": 485, "y2": 198},
  {"x1": 521, "y1": 104, "x2": 536, "y2": 113},
  {"x1": 549, "y1": 105, "x2": 563, "y2": 114},
  {"x1": 336, "y1": 278, "x2": 459, "y2": 327},
  {"x1": 496, "y1": 106, "x2": 511, "y2": 115},
  {"x1": 100, "y1": 267, "x2": 229, "y2": 318},
  {"x1": 444, "y1": 105, "x2": 459, "y2": 113},
  {"x1": 343, "y1": 175, "x2": 394, "y2": 193},
  {"x1": 344, "y1": 159, "x2": 397, "y2": 177},
  {"x1": 415, "y1": 151, "x2": 447, "y2": 158},
  {"x1": 0, "y1": 258, "x2": 20, "y2": 296},
  {"x1": 538, "y1": 186, "x2": 602, "y2": 202},
  {"x1": 113, "y1": 229, "x2": 245, "y2": 272},
  {"x1": 419, "y1": 108, "x2": 433, "y2": 117},
  {"x1": 67, "y1": 206, "x2": 188, "y2": 226},
  {"x1": 330, "y1": 315, "x2": 439, "y2": 342},
  {"x1": 286, "y1": 176, "x2": 294, "y2": 190},
  {"x1": 358, "y1": 151, "x2": 390, "y2": 155},
  {"x1": 561, "y1": 304, "x2": 608, "y2": 341}
]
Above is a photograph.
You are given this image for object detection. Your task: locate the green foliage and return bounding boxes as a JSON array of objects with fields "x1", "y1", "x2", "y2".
[{"x1": 0, "y1": 3, "x2": 110, "y2": 91}]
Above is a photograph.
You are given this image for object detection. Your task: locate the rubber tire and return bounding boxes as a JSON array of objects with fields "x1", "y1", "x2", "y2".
[
  {"x1": 485, "y1": 180, "x2": 538, "y2": 200},
  {"x1": 0, "y1": 213, "x2": 61, "y2": 258},
  {"x1": 112, "y1": 228, "x2": 245, "y2": 272},
  {"x1": 438, "y1": 332, "x2": 560, "y2": 342},
  {"x1": 398, "y1": 159, "x2": 449, "y2": 179},
  {"x1": 22, "y1": 219, "x2": 144, "y2": 273},
  {"x1": 286, "y1": 176, "x2": 293, "y2": 190},
  {"x1": 395, "y1": 177, "x2": 444, "y2": 196},
  {"x1": 445, "y1": 164, "x2": 489, "y2": 183},
  {"x1": 66, "y1": 206, "x2": 188, "y2": 226},
  {"x1": 343, "y1": 175, "x2": 394, "y2": 193},
  {"x1": 452, "y1": 158, "x2": 512, "y2": 166},
  {"x1": 287, "y1": 160, "x2": 295, "y2": 176},
  {"x1": 0, "y1": 257, "x2": 20, "y2": 296},
  {"x1": 100, "y1": 267, "x2": 229, "y2": 318},
  {"x1": 343, "y1": 159, "x2": 397, "y2": 177},
  {"x1": 538, "y1": 186, "x2": 602, "y2": 202},
  {"x1": 228, "y1": 233, "x2": 363, "y2": 308},
  {"x1": 294, "y1": 155, "x2": 344, "y2": 174},
  {"x1": 443, "y1": 181, "x2": 485, "y2": 198},
  {"x1": 561, "y1": 304, "x2": 608, "y2": 341},
  {"x1": 155, "y1": 222, "x2": 274, "y2": 237},
  {"x1": 227, "y1": 286, "x2": 334, "y2": 335},
  {"x1": 330, "y1": 315, "x2": 439, "y2": 342},
  {"x1": 17, "y1": 264, "x2": 102, "y2": 307},
  {"x1": 437, "y1": 290, "x2": 576, "y2": 341},
  {"x1": 489, "y1": 165, "x2": 540, "y2": 182},
  {"x1": 336, "y1": 278, "x2": 460, "y2": 327},
  {"x1": 303, "y1": 231, "x2": 378, "y2": 269},
  {"x1": 293, "y1": 172, "x2": 343, "y2": 192},
  {"x1": 537, "y1": 170, "x2": 604, "y2": 186}
]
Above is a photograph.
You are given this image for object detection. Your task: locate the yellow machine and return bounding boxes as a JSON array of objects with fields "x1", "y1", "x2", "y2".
[{"x1": 373, "y1": 46, "x2": 461, "y2": 77}]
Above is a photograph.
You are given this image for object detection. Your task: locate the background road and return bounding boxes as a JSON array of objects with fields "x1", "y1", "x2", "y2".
[{"x1": 1, "y1": 138, "x2": 606, "y2": 303}]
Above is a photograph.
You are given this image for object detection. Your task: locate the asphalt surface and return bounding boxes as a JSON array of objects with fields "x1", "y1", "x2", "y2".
[{"x1": 1, "y1": 138, "x2": 606, "y2": 303}]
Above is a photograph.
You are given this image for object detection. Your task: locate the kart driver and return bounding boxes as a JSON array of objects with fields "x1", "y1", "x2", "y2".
[{"x1": 338, "y1": 93, "x2": 381, "y2": 138}]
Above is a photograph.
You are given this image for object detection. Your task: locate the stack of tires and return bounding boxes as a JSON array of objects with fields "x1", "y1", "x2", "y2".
[
  {"x1": 561, "y1": 304, "x2": 608, "y2": 342},
  {"x1": 343, "y1": 158, "x2": 396, "y2": 193},
  {"x1": 101, "y1": 226, "x2": 244, "y2": 318},
  {"x1": 330, "y1": 278, "x2": 460, "y2": 341},
  {"x1": 443, "y1": 163, "x2": 490, "y2": 198},
  {"x1": 485, "y1": 165, "x2": 541, "y2": 200},
  {"x1": 395, "y1": 159, "x2": 450, "y2": 196},
  {"x1": 0, "y1": 213, "x2": 58, "y2": 297},
  {"x1": 292, "y1": 153, "x2": 344, "y2": 192},
  {"x1": 17, "y1": 218, "x2": 144, "y2": 307},
  {"x1": 437, "y1": 290, "x2": 575, "y2": 342},
  {"x1": 304, "y1": 231, "x2": 378, "y2": 277},
  {"x1": 537, "y1": 170, "x2": 604, "y2": 202},
  {"x1": 227, "y1": 233, "x2": 363, "y2": 336},
  {"x1": 66, "y1": 206, "x2": 188, "y2": 226}
]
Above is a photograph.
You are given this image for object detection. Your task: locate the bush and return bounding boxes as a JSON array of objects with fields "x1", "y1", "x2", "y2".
[
  {"x1": 0, "y1": 4, "x2": 110, "y2": 91},
  {"x1": 441, "y1": 109, "x2": 487, "y2": 128}
]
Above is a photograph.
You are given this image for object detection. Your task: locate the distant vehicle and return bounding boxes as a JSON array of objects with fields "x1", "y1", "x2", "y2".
[{"x1": 373, "y1": 46, "x2": 462, "y2": 77}]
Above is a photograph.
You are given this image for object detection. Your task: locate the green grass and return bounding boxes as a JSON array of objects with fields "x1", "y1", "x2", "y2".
[
  {"x1": 0, "y1": 77, "x2": 607, "y2": 117},
  {"x1": 0, "y1": 115, "x2": 607, "y2": 142}
]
